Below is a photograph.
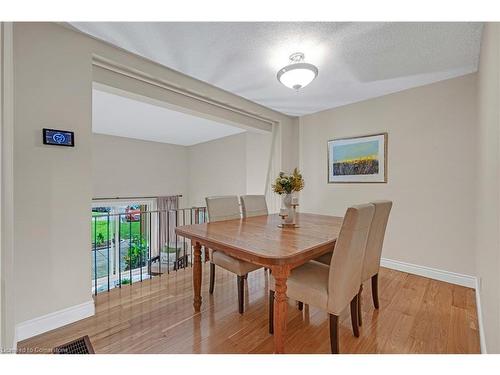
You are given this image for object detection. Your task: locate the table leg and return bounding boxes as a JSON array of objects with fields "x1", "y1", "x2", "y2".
[
  {"x1": 193, "y1": 242, "x2": 202, "y2": 312},
  {"x1": 272, "y1": 266, "x2": 290, "y2": 354}
]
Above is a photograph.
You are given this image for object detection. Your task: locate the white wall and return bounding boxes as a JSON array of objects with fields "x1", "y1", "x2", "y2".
[
  {"x1": 188, "y1": 133, "x2": 246, "y2": 208},
  {"x1": 246, "y1": 132, "x2": 273, "y2": 195},
  {"x1": 93, "y1": 131, "x2": 272, "y2": 214},
  {"x1": 475, "y1": 22, "x2": 500, "y2": 353},
  {"x1": 92, "y1": 134, "x2": 189, "y2": 203},
  {"x1": 13, "y1": 23, "x2": 94, "y2": 325},
  {"x1": 187, "y1": 132, "x2": 272, "y2": 208},
  {"x1": 299, "y1": 74, "x2": 477, "y2": 276},
  {"x1": 93, "y1": 131, "x2": 272, "y2": 210}
]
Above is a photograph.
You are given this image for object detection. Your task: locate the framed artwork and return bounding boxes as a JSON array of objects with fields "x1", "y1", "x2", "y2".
[{"x1": 327, "y1": 133, "x2": 387, "y2": 183}]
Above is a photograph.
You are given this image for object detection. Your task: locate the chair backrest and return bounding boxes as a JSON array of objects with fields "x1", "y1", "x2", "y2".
[
  {"x1": 361, "y1": 200, "x2": 393, "y2": 282},
  {"x1": 327, "y1": 204, "x2": 375, "y2": 315},
  {"x1": 205, "y1": 195, "x2": 241, "y2": 222},
  {"x1": 240, "y1": 195, "x2": 268, "y2": 218}
]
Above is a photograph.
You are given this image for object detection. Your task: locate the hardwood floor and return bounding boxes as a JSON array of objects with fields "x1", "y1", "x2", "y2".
[{"x1": 17, "y1": 263, "x2": 480, "y2": 354}]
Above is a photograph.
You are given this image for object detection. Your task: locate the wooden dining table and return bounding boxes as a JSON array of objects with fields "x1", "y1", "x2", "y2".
[{"x1": 175, "y1": 212, "x2": 343, "y2": 353}]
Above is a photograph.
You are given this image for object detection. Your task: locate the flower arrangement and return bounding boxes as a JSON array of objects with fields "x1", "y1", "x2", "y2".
[{"x1": 272, "y1": 168, "x2": 305, "y2": 195}]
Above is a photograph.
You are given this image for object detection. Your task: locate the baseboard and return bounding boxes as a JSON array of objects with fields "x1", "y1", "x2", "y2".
[
  {"x1": 15, "y1": 300, "x2": 95, "y2": 343},
  {"x1": 380, "y1": 258, "x2": 476, "y2": 288},
  {"x1": 475, "y1": 279, "x2": 487, "y2": 354},
  {"x1": 12, "y1": 330, "x2": 18, "y2": 352}
]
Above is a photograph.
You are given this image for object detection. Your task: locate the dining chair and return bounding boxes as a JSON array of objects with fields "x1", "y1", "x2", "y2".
[
  {"x1": 240, "y1": 194, "x2": 270, "y2": 274},
  {"x1": 268, "y1": 204, "x2": 375, "y2": 353},
  {"x1": 205, "y1": 195, "x2": 262, "y2": 314},
  {"x1": 356, "y1": 200, "x2": 392, "y2": 326},
  {"x1": 240, "y1": 195, "x2": 268, "y2": 218}
]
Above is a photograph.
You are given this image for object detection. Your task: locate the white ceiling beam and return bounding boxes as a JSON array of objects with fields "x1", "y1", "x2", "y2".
[{"x1": 93, "y1": 57, "x2": 274, "y2": 134}]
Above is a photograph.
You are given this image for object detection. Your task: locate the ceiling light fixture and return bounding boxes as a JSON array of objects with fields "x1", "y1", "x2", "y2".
[{"x1": 277, "y1": 52, "x2": 318, "y2": 91}]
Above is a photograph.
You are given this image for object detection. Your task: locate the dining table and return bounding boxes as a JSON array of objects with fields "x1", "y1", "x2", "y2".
[{"x1": 175, "y1": 212, "x2": 343, "y2": 353}]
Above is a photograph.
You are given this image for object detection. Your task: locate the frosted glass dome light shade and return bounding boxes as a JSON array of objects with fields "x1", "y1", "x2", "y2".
[{"x1": 277, "y1": 61, "x2": 318, "y2": 90}]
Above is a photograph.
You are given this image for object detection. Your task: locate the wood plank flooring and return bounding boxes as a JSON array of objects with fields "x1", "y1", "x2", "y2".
[{"x1": 17, "y1": 263, "x2": 480, "y2": 354}]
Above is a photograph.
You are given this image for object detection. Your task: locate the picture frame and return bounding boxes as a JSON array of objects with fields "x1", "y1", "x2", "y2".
[{"x1": 327, "y1": 132, "x2": 387, "y2": 183}]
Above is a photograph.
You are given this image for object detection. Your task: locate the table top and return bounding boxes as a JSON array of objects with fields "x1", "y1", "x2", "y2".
[{"x1": 175, "y1": 213, "x2": 343, "y2": 267}]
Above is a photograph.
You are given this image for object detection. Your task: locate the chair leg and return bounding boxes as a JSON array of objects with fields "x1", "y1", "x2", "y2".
[
  {"x1": 358, "y1": 284, "x2": 363, "y2": 326},
  {"x1": 209, "y1": 263, "x2": 215, "y2": 294},
  {"x1": 269, "y1": 290, "x2": 275, "y2": 334},
  {"x1": 329, "y1": 314, "x2": 339, "y2": 354},
  {"x1": 237, "y1": 275, "x2": 244, "y2": 314},
  {"x1": 371, "y1": 273, "x2": 380, "y2": 309},
  {"x1": 350, "y1": 295, "x2": 360, "y2": 337},
  {"x1": 298, "y1": 301, "x2": 303, "y2": 311}
]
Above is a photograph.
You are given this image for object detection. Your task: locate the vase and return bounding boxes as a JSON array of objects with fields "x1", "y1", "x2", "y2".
[{"x1": 282, "y1": 193, "x2": 294, "y2": 224}]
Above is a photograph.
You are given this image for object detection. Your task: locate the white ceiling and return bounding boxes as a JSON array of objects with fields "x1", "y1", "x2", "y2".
[
  {"x1": 92, "y1": 88, "x2": 245, "y2": 146},
  {"x1": 73, "y1": 22, "x2": 483, "y2": 116}
]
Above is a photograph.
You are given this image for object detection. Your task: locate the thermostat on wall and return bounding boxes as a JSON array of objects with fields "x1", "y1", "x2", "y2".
[{"x1": 42, "y1": 128, "x2": 75, "y2": 147}]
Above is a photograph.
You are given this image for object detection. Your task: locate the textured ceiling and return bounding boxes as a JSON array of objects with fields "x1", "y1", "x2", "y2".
[
  {"x1": 73, "y1": 22, "x2": 483, "y2": 116},
  {"x1": 92, "y1": 89, "x2": 245, "y2": 146}
]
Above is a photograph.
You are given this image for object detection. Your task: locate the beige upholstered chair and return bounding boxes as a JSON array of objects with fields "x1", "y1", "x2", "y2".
[
  {"x1": 240, "y1": 195, "x2": 269, "y2": 272},
  {"x1": 314, "y1": 201, "x2": 393, "y2": 326},
  {"x1": 205, "y1": 195, "x2": 262, "y2": 314},
  {"x1": 269, "y1": 204, "x2": 375, "y2": 353},
  {"x1": 240, "y1": 195, "x2": 268, "y2": 218},
  {"x1": 357, "y1": 200, "x2": 392, "y2": 325}
]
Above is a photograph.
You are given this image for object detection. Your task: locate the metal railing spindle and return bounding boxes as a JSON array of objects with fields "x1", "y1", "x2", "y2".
[
  {"x1": 139, "y1": 211, "x2": 143, "y2": 282},
  {"x1": 167, "y1": 210, "x2": 170, "y2": 274},
  {"x1": 129, "y1": 216, "x2": 132, "y2": 285},
  {"x1": 190, "y1": 208, "x2": 193, "y2": 267},
  {"x1": 182, "y1": 210, "x2": 186, "y2": 269},
  {"x1": 107, "y1": 213, "x2": 110, "y2": 292},
  {"x1": 118, "y1": 214, "x2": 122, "y2": 288},
  {"x1": 158, "y1": 210, "x2": 162, "y2": 276},
  {"x1": 94, "y1": 217, "x2": 97, "y2": 295},
  {"x1": 148, "y1": 211, "x2": 152, "y2": 278},
  {"x1": 175, "y1": 210, "x2": 178, "y2": 271}
]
